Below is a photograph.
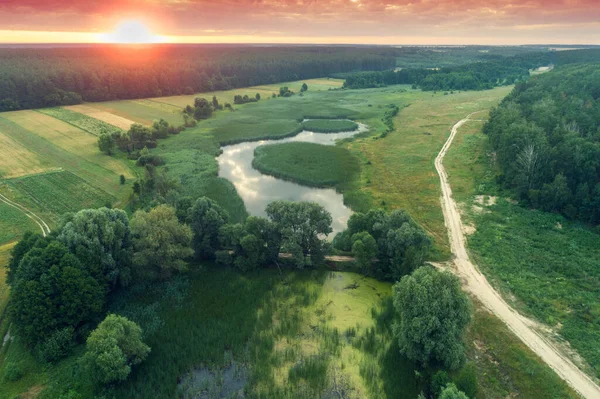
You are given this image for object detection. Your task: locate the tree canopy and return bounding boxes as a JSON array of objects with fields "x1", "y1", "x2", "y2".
[
  {"x1": 392, "y1": 267, "x2": 472, "y2": 370},
  {"x1": 189, "y1": 197, "x2": 230, "y2": 260},
  {"x1": 84, "y1": 314, "x2": 150, "y2": 384}
]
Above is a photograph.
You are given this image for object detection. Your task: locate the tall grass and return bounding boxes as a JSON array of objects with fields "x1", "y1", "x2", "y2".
[
  {"x1": 302, "y1": 119, "x2": 358, "y2": 133},
  {"x1": 252, "y1": 142, "x2": 360, "y2": 188}
]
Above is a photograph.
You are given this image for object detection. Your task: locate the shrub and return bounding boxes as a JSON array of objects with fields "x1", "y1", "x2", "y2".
[
  {"x1": 3, "y1": 362, "x2": 23, "y2": 382},
  {"x1": 38, "y1": 327, "x2": 75, "y2": 363}
]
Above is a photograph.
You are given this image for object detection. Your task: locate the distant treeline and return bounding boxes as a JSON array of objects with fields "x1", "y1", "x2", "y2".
[
  {"x1": 484, "y1": 63, "x2": 600, "y2": 224},
  {"x1": 342, "y1": 52, "x2": 552, "y2": 91},
  {"x1": 0, "y1": 46, "x2": 395, "y2": 111}
]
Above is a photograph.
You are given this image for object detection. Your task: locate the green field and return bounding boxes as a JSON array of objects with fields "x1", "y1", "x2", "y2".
[
  {"x1": 253, "y1": 142, "x2": 360, "y2": 188},
  {"x1": 6, "y1": 171, "x2": 114, "y2": 216},
  {"x1": 38, "y1": 107, "x2": 123, "y2": 136},
  {"x1": 302, "y1": 119, "x2": 359, "y2": 133},
  {"x1": 444, "y1": 115, "x2": 600, "y2": 377},
  {"x1": 0, "y1": 201, "x2": 40, "y2": 244}
]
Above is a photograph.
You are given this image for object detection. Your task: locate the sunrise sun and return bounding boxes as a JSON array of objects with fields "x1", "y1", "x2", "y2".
[{"x1": 102, "y1": 20, "x2": 159, "y2": 44}]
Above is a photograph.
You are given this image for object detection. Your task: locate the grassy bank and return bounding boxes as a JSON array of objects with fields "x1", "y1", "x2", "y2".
[
  {"x1": 253, "y1": 142, "x2": 360, "y2": 188},
  {"x1": 302, "y1": 119, "x2": 359, "y2": 133},
  {"x1": 444, "y1": 115, "x2": 600, "y2": 378}
]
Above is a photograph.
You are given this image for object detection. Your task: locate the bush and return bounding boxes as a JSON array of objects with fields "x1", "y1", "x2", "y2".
[
  {"x1": 38, "y1": 327, "x2": 75, "y2": 363},
  {"x1": 3, "y1": 362, "x2": 23, "y2": 382}
]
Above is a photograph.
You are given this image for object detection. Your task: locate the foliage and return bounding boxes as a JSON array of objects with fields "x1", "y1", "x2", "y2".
[
  {"x1": 484, "y1": 64, "x2": 600, "y2": 224},
  {"x1": 37, "y1": 327, "x2": 75, "y2": 363},
  {"x1": 266, "y1": 201, "x2": 332, "y2": 268},
  {"x1": 2, "y1": 362, "x2": 23, "y2": 382},
  {"x1": 392, "y1": 267, "x2": 472, "y2": 370},
  {"x1": 84, "y1": 314, "x2": 150, "y2": 384},
  {"x1": 279, "y1": 86, "x2": 295, "y2": 97},
  {"x1": 301, "y1": 119, "x2": 358, "y2": 133},
  {"x1": 217, "y1": 216, "x2": 281, "y2": 272},
  {"x1": 333, "y1": 209, "x2": 431, "y2": 280},
  {"x1": 233, "y1": 94, "x2": 260, "y2": 104},
  {"x1": 301, "y1": 82, "x2": 308, "y2": 92},
  {"x1": 0, "y1": 46, "x2": 395, "y2": 111},
  {"x1": 58, "y1": 207, "x2": 133, "y2": 289},
  {"x1": 351, "y1": 231, "x2": 378, "y2": 273},
  {"x1": 439, "y1": 383, "x2": 469, "y2": 399},
  {"x1": 253, "y1": 142, "x2": 360, "y2": 188},
  {"x1": 343, "y1": 52, "x2": 550, "y2": 91},
  {"x1": 9, "y1": 239, "x2": 104, "y2": 346},
  {"x1": 98, "y1": 133, "x2": 116, "y2": 155},
  {"x1": 188, "y1": 197, "x2": 230, "y2": 260},
  {"x1": 131, "y1": 204, "x2": 193, "y2": 280}
]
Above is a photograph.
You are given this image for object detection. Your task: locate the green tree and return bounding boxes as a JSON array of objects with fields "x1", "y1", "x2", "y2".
[
  {"x1": 128, "y1": 123, "x2": 153, "y2": 150},
  {"x1": 98, "y1": 133, "x2": 115, "y2": 155},
  {"x1": 120, "y1": 174, "x2": 126, "y2": 185},
  {"x1": 351, "y1": 231, "x2": 377, "y2": 273},
  {"x1": 212, "y1": 95, "x2": 219, "y2": 109},
  {"x1": 6, "y1": 231, "x2": 44, "y2": 285},
  {"x1": 10, "y1": 240, "x2": 104, "y2": 346},
  {"x1": 218, "y1": 216, "x2": 281, "y2": 271},
  {"x1": 84, "y1": 314, "x2": 150, "y2": 384},
  {"x1": 131, "y1": 204, "x2": 193, "y2": 280},
  {"x1": 151, "y1": 118, "x2": 169, "y2": 139},
  {"x1": 392, "y1": 267, "x2": 471, "y2": 370},
  {"x1": 193, "y1": 97, "x2": 213, "y2": 120},
  {"x1": 301, "y1": 82, "x2": 308, "y2": 92},
  {"x1": 255, "y1": 93, "x2": 261, "y2": 100},
  {"x1": 266, "y1": 201, "x2": 332, "y2": 268},
  {"x1": 189, "y1": 197, "x2": 229, "y2": 259},
  {"x1": 58, "y1": 207, "x2": 133, "y2": 288},
  {"x1": 439, "y1": 383, "x2": 469, "y2": 399}
]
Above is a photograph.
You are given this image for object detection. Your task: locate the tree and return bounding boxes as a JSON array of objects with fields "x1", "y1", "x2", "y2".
[
  {"x1": 439, "y1": 383, "x2": 469, "y2": 399},
  {"x1": 218, "y1": 216, "x2": 281, "y2": 271},
  {"x1": 333, "y1": 209, "x2": 431, "y2": 280},
  {"x1": 255, "y1": 93, "x2": 261, "y2": 101},
  {"x1": 301, "y1": 82, "x2": 308, "y2": 92},
  {"x1": 193, "y1": 97, "x2": 213, "y2": 120},
  {"x1": 58, "y1": 207, "x2": 133, "y2": 289},
  {"x1": 189, "y1": 197, "x2": 229, "y2": 260},
  {"x1": 392, "y1": 267, "x2": 471, "y2": 370},
  {"x1": 212, "y1": 95, "x2": 219, "y2": 109},
  {"x1": 98, "y1": 133, "x2": 115, "y2": 155},
  {"x1": 6, "y1": 231, "x2": 44, "y2": 285},
  {"x1": 10, "y1": 240, "x2": 104, "y2": 346},
  {"x1": 266, "y1": 201, "x2": 332, "y2": 268},
  {"x1": 131, "y1": 205, "x2": 193, "y2": 280},
  {"x1": 151, "y1": 118, "x2": 169, "y2": 139},
  {"x1": 84, "y1": 314, "x2": 150, "y2": 384},
  {"x1": 128, "y1": 123, "x2": 153, "y2": 150},
  {"x1": 351, "y1": 232, "x2": 377, "y2": 273},
  {"x1": 120, "y1": 174, "x2": 126, "y2": 185}
]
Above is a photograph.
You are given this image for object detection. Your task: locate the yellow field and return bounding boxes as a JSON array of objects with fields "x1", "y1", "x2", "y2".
[
  {"x1": 63, "y1": 104, "x2": 136, "y2": 130},
  {"x1": 0, "y1": 131, "x2": 50, "y2": 178},
  {"x1": 1, "y1": 111, "x2": 134, "y2": 180},
  {"x1": 154, "y1": 78, "x2": 344, "y2": 108}
]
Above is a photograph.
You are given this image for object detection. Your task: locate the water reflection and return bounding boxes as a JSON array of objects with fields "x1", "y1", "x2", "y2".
[{"x1": 217, "y1": 123, "x2": 368, "y2": 235}]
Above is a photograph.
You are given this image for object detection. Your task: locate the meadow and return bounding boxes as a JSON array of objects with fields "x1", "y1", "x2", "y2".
[
  {"x1": 444, "y1": 114, "x2": 600, "y2": 378},
  {"x1": 301, "y1": 119, "x2": 359, "y2": 132},
  {"x1": 253, "y1": 142, "x2": 360, "y2": 188}
]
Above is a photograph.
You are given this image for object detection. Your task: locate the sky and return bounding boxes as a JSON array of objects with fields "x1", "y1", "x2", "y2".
[{"x1": 0, "y1": 0, "x2": 599, "y2": 45}]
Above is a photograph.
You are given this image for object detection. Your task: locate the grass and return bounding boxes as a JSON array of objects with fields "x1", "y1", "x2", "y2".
[
  {"x1": 64, "y1": 104, "x2": 136, "y2": 130},
  {"x1": 0, "y1": 131, "x2": 50, "y2": 179},
  {"x1": 84, "y1": 100, "x2": 184, "y2": 126},
  {"x1": 0, "y1": 200, "x2": 39, "y2": 244},
  {"x1": 444, "y1": 112, "x2": 600, "y2": 378},
  {"x1": 6, "y1": 171, "x2": 114, "y2": 217},
  {"x1": 302, "y1": 119, "x2": 358, "y2": 133},
  {"x1": 253, "y1": 142, "x2": 360, "y2": 188},
  {"x1": 38, "y1": 107, "x2": 123, "y2": 136},
  {"x1": 0, "y1": 243, "x2": 14, "y2": 317}
]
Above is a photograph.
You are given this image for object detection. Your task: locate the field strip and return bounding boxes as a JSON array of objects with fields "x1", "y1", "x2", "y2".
[
  {"x1": 63, "y1": 104, "x2": 135, "y2": 130},
  {"x1": 0, "y1": 193, "x2": 50, "y2": 237},
  {"x1": 436, "y1": 113, "x2": 600, "y2": 399}
]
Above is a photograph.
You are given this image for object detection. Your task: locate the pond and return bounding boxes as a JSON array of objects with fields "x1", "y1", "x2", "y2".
[{"x1": 217, "y1": 122, "x2": 368, "y2": 235}]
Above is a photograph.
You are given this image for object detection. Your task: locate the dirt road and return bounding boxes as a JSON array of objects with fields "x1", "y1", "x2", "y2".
[
  {"x1": 436, "y1": 114, "x2": 600, "y2": 399},
  {"x1": 0, "y1": 193, "x2": 50, "y2": 237}
]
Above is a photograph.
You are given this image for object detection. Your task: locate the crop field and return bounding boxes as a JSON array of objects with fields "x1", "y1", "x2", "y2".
[
  {"x1": 6, "y1": 171, "x2": 114, "y2": 216},
  {"x1": 444, "y1": 114, "x2": 600, "y2": 378},
  {"x1": 153, "y1": 78, "x2": 344, "y2": 108},
  {"x1": 0, "y1": 131, "x2": 50, "y2": 179},
  {"x1": 61, "y1": 105, "x2": 135, "y2": 131},
  {"x1": 86, "y1": 100, "x2": 184, "y2": 126},
  {"x1": 38, "y1": 107, "x2": 124, "y2": 135},
  {"x1": 253, "y1": 142, "x2": 360, "y2": 188}
]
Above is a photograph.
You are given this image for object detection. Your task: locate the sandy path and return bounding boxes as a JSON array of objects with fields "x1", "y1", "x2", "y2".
[
  {"x1": 0, "y1": 193, "x2": 50, "y2": 237},
  {"x1": 436, "y1": 114, "x2": 600, "y2": 399}
]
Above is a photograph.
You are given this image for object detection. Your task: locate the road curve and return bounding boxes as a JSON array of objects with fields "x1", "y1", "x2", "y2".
[
  {"x1": 436, "y1": 113, "x2": 600, "y2": 399},
  {"x1": 0, "y1": 193, "x2": 50, "y2": 237}
]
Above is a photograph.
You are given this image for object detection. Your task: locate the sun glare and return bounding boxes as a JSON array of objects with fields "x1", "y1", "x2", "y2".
[{"x1": 102, "y1": 20, "x2": 159, "y2": 44}]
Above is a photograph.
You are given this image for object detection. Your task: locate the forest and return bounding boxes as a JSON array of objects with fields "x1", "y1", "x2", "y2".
[
  {"x1": 0, "y1": 46, "x2": 395, "y2": 111},
  {"x1": 342, "y1": 52, "x2": 551, "y2": 91},
  {"x1": 484, "y1": 64, "x2": 600, "y2": 224}
]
